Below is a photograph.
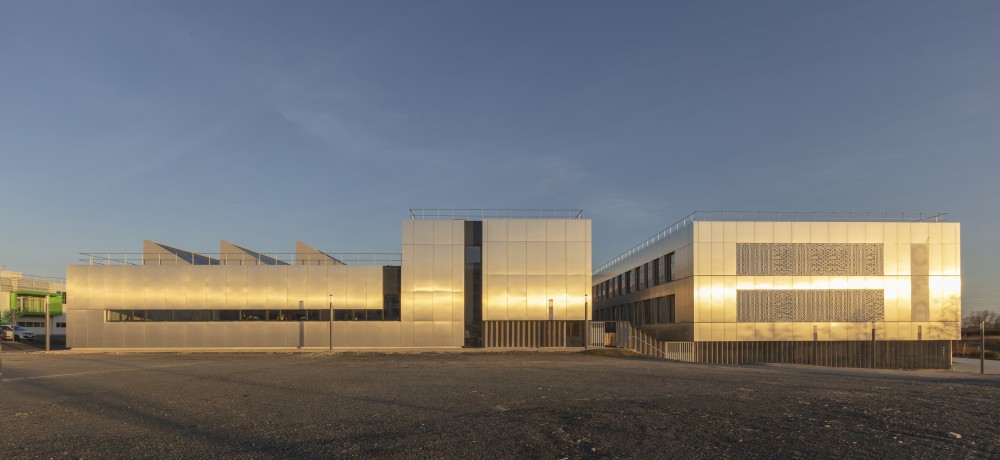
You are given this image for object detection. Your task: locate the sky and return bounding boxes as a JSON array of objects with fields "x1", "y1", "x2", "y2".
[{"x1": 1, "y1": 1, "x2": 998, "y2": 313}]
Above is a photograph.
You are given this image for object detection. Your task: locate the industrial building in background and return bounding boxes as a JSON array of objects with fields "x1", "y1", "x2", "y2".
[
  {"x1": 592, "y1": 212, "x2": 960, "y2": 368},
  {"x1": 0, "y1": 269, "x2": 66, "y2": 337},
  {"x1": 66, "y1": 209, "x2": 591, "y2": 349}
]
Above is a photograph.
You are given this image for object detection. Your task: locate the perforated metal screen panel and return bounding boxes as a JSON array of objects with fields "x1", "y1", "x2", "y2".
[
  {"x1": 736, "y1": 289, "x2": 884, "y2": 322},
  {"x1": 736, "y1": 243, "x2": 883, "y2": 276}
]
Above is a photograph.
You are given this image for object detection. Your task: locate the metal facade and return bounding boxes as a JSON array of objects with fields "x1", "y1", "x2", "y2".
[
  {"x1": 593, "y1": 219, "x2": 961, "y2": 344},
  {"x1": 481, "y1": 219, "x2": 592, "y2": 321},
  {"x1": 67, "y1": 217, "x2": 591, "y2": 349}
]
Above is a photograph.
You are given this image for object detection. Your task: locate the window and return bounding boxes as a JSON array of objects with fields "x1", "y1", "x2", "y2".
[
  {"x1": 216, "y1": 310, "x2": 240, "y2": 321},
  {"x1": 655, "y1": 295, "x2": 675, "y2": 324},
  {"x1": 665, "y1": 252, "x2": 675, "y2": 283},
  {"x1": 174, "y1": 310, "x2": 197, "y2": 321},
  {"x1": 108, "y1": 310, "x2": 131, "y2": 322},
  {"x1": 147, "y1": 310, "x2": 172, "y2": 321},
  {"x1": 56, "y1": 322, "x2": 66, "y2": 328},
  {"x1": 384, "y1": 294, "x2": 401, "y2": 321},
  {"x1": 103, "y1": 309, "x2": 347, "y2": 322}
]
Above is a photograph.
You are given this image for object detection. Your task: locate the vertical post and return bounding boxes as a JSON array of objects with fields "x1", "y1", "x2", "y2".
[
  {"x1": 871, "y1": 325, "x2": 876, "y2": 369},
  {"x1": 982, "y1": 321, "x2": 986, "y2": 375},
  {"x1": 813, "y1": 325, "x2": 818, "y2": 366},
  {"x1": 45, "y1": 295, "x2": 50, "y2": 352},
  {"x1": 329, "y1": 294, "x2": 334, "y2": 351}
]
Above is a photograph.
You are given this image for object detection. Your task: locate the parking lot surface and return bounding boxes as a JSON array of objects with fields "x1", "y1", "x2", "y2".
[{"x1": 1, "y1": 351, "x2": 998, "y2": 459}]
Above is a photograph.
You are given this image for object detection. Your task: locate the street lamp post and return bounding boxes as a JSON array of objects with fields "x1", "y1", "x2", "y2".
[
  {"x1": 44, "y1": 295, "x2": 50, "y2": 352},
  {"x1": 329, "y1": 294, "x2": 333, "y2": 351}
]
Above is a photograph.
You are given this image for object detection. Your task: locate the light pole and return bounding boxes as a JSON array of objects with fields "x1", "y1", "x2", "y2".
[
  {"x1": 44, "y1": 295, "x2": 50, "y2": 352},
  {"x1": 329, "y1": 294, "x2": 333, "y2": 351}
]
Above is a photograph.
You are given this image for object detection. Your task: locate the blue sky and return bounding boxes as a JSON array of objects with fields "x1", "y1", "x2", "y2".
[{"x1": 1, "y1": 1, "x2": 998, "y2": 312}]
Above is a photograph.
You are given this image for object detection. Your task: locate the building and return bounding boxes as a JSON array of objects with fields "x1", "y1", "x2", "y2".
[
  {"x1": 1, "y1": 269, "x2": 66, "y2": 336},
  {"x1": 592, "y1": 212, "x2": 960, "y2": 368},
  {"x1": 66, "y1": 210, "x2": 591, "y2": 349}
]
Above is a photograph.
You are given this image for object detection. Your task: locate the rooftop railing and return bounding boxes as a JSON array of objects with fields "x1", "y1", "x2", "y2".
[
  {"x1": 593, "y1": 210, "x2": 949, "y2": 275},
  {"x1": 0, "y1": 273, "x2": 66, "y2": 283},
  {"x1": 78, "y1": 253, "x2": 402, "y2": 266},
  {"x1": 409, "y1": 208, "x2": 583, "y2": 220},
  {"x1": 687, "y1": 211, "x2": 947, "y2": 223}
]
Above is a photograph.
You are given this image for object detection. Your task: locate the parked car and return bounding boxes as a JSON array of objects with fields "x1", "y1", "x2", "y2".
[{"x1": 1, "y1": 325, "x2": 35, "y2": 341}]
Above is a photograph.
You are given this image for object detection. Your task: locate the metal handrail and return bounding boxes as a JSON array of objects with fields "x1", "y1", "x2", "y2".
[
  {"x1": 0, "y1": 273, "x2": 66, "y2": 283},
  {"x1": 688, "y1": 210, "x2": 948, "y2": 223},
  {"x1": 77, "y1": 252, "x2": 402, "y2": 266},
  {"x1": 593, "y1": 212, "x2": 697, "y2": 275},
  {"x1": 408, "y1": 208, "x2": 583, "y2": 220},
  {"x1": 594, "y1": 210, "x2": 949, "y2": 275},
  {"x1": 628, "y1": 323, "x2": 666, "y2": 359}
]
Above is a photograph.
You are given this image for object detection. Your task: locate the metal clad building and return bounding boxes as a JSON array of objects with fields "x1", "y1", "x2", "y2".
[
  {"x1": 592, "y1": 212, "x2": 960, "y2": 368},
  {"x1": 67, "y1": 210, "x2": 591, "y2": 349}
]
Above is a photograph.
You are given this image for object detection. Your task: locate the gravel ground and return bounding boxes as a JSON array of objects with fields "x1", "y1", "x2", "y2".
[{"x1": 1, "y1": 351, "x2": 998, "y2": 459}]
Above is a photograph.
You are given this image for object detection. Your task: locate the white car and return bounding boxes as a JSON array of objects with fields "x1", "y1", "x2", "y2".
[{"x1": 1, "y1": 325, "x2": 35, "y2": 341}]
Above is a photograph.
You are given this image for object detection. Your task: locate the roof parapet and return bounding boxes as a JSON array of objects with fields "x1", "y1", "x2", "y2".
[{"x1": 409, "y1": 208, "x2": 583, "y2": 220}]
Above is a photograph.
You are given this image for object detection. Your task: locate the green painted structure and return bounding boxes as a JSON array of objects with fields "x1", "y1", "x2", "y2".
[{"x1": 9, "y1": 291, "x2": 63, "y2": 317}]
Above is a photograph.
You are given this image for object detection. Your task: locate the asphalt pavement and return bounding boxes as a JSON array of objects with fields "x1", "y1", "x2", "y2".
[{"x1": 1, "y1": 351, "x2": 998, "y2": 459}]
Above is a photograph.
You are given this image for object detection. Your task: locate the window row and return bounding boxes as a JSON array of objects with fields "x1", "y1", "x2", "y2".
[
  {"x1": 105, "y1": 309, "x2": 401, "y2": 322},
  {"x1": 594, "y1": 252, "x2": 675, "y2": 301},
  {"x1": 594, "y1": 294, "x2": 675, "y2": 326},
  {"x1": 17, "y1": 321, "x2": 65, "y2": 328}
]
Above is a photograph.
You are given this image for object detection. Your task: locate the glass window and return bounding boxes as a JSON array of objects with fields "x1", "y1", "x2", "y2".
[
  {"x1": 306, "y1": 310, "x2": 330, "y2": 321},
  {"x1": 107, "y1": 310, "x2": 130, "y2": 322},
  {"x1": 367, "y1": 310, "x2": 383, "y2": 321},
  {"x1": 241, "y1": 310, "x2": 265, "y2": 321},
  {"x1": 216, "y1": 310, "x2": 240, "y2": 321},
  {"x1": 147, "y1": 310, "x2": 172, "y2": 322},
  {"x1": 465, "y1": 246, "x2": 481, "y2": 264},
  {"x1": 654, "y1": 295, "x2": 675, "y2": 324},
  {"x1": 666, "y1": 253, "x2": 675, "y2": 282},
  {"x1": 174, "y1": 310, "x2": 196, "y2": 321}
]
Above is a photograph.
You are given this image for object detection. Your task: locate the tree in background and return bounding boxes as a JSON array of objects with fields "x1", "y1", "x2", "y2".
[{"x1": 963, "y1": 310, "x2": 1000, "y2": 331}]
